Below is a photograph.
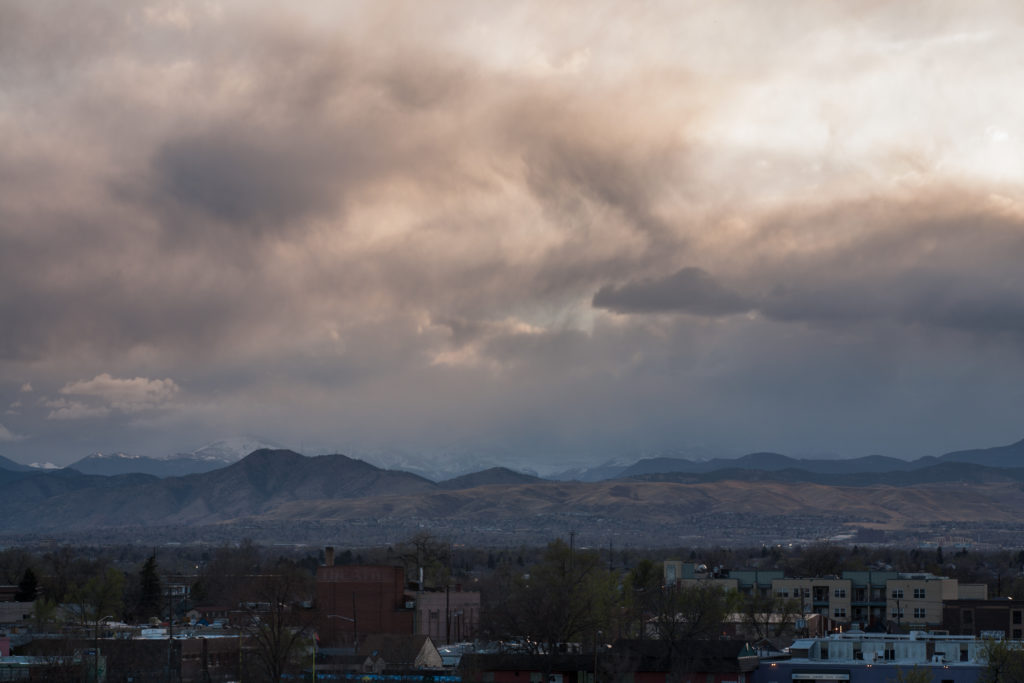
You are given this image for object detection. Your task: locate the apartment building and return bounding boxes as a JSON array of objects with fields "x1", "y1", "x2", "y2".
[
  {"x1": 884, "y1": 573, "x2": 961, "y2": 630},
  {"x1": 773, "y1": 577, "x2": 851, "y2": 624},
  {"x1": 664, "y1": 563, "x2": 987, "y2": 631},
  {"x1": 664, "y1": 560, "x2": 744, "y2": 594}
]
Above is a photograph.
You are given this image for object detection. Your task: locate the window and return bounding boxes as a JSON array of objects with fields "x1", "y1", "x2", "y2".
[
  {"x1": 892, "y1": 588, "x2": 904, "y2": 599},
  {"x1": 777, "y1": 590, "x2": 789, "y2": 597},
  {"x1": 834, "y1": 607, "x2": 847, "y2": 618},
  {"x1": 914, "y1": 588, "x2": 926, "y2": 599},
  {"x1": 885, "y1": 647, "x2": 895, "y2": 661},
  {"x1": 892, "y1": 607, "x2": 904, "y2": 618},
  {"x1": 1014, "y1": 630, "x2": 1022, "y2": 639},
  {"x1": 914, "y1": 607, "x2": 926, "y2": 619},
  {"x1": 1013, "y1": 610, "x2": 1022, "y2": 625},
  {"x1": 834, "y1": 588, "x2": 847, "y2": 598}
]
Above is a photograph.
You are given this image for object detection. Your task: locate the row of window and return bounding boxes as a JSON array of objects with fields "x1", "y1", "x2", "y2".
[
  {"x1": 828, "y1": 607, "x2": 928, "y2": 619},
  {"x1": 779, "y1": 588, "x2": 928, "y2": 601}
]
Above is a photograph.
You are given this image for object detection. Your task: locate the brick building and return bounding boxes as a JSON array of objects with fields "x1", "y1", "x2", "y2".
[
  {"x1": 315, "y1": 560, "x2": 414, "y2": 647},
  {"x1": 943, "y1": 598, "x2": 1024, "y2": 639}
]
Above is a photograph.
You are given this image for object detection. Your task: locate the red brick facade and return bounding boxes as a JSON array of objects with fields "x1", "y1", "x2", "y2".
[{"x1": 316, "y1": 565, "x2": 414, "y2": 646}]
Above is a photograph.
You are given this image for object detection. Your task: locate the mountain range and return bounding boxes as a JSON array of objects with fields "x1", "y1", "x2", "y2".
[
  {"x1": 1, "y1": 439, "x2": 1024, "y2": 546},
  {"x1": 62, "y1": 436, "x2": 285, "y2": 477},
  {"x1": 14, "y1": 436, "x2": 1024, "y2": 481}
]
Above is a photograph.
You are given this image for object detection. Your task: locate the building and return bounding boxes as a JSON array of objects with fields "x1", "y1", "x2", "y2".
[
  {"x1": 752, "y1": 632, "x2": 989, "y2": 683},
  {"x1": 664, "y1": 563, "x2": 988, "y2": 631},
  {"x1": 773, "y1": 577, "x2": 852, "y2": 625},
  {"x1": 357, "y1": 634, "x2": 443, "y2": 670},
  {"x1": 412, "y1": 587, "x2": 480, "y2": 644},
  {"x1": 315, "y1": 547, "x2": 481, "y2": 647},
  {"x1": 462, "y1": 640, "x2": 759, "y2": 683},
  {"x1": 884, "y1": 573, "x2": 962, "y2": 630},
  {"x1": 19, "y1": 634, "x2": 244, "y2": 682},
  {"x1": 315, "y1": 562, "x2": 414, "y2": 647},
  {"x1": 0, "y1": 602, "x2": 32, "y2": 629},
  {"x1": 943, "y1": 599, "x2": 1024, "y2": 639}
]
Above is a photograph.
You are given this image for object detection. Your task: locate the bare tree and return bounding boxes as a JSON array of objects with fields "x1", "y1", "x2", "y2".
[
  {"x1": 740, "y1": 592, "x2": 801, "y2": 640},
  {"x1": 398, "y1": 531, "x2": 451, "y2": 589},
  {"x1": 650, "y1": 583, "x2": 735, "y2": 642},
  {"x1": 484, "y1": 540, "x2": 616, "y2": 656},
  {"x1": 240, "y1": 560, "x2": 315, "y2": 683}
]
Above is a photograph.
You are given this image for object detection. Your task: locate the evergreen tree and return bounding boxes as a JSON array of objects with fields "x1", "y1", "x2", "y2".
[
  {"x1": 137, "y1": 554, "x2": 162, "y2": 621},
  {"x1": 15, "y1": 567, "x2": 38, "y2": 602}
]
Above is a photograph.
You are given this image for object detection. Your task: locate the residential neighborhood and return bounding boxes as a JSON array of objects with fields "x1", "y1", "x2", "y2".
[{"x1": 0, "y1": 542, "x2": 1022, "y2": 681}]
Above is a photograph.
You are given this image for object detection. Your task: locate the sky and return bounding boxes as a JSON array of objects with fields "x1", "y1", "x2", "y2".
[{"x1": 3, "y1": 1, "x2": 1024, "y2": 469}]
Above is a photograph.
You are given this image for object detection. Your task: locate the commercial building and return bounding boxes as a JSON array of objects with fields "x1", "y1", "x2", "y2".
[
  {"x1": 315, "y1": 563, "x2": 414, "y2": 646},
  {"x1": 315, "y1": 548, "x2": 480, "y2": 647},
  {"x1": 943, "y1": 599, "x2": 1024, "y2": 639},
  {"x1": 751, "y1": 632, "x2": 989, "y2": 683}
]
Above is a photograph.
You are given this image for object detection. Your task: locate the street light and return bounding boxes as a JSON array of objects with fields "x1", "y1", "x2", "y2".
[{"x1": 94, "y1": 614, "x2": 114, "y2": 683}]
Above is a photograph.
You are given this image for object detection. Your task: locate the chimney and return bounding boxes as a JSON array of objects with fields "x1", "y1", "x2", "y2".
[{"x1": 325, "y1": 546, "x2": 335, "y2": 567}]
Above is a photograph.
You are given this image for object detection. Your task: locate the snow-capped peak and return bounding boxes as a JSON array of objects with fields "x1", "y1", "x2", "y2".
[
  {"x1": 29, "y1": 462, "x2": 61, "y2": 470},
  {"x1": 86, "y1": 451, "x2": 142, "y2": 460},
  {"x1": 189, "y1": 436, "x2": 285, "y2": 463}
]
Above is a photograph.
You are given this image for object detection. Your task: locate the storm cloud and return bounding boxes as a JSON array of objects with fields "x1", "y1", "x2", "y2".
[
  {"x1": 2, "y1": 1, "x2": 1024, "y2": 467},
  {"x1": 594, "y1": 267, "x2": 752, "y2": 316}
]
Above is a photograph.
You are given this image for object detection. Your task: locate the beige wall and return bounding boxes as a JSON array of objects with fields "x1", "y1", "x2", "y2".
[
  {"x1": 886, "y1": 578, "x2": 955, "y2": 627},
  {"x1": 772, "y1": 578, "x2": 852, "y2": 623}
]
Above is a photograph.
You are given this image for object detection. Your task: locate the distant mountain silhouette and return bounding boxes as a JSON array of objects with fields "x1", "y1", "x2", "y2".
[
  {"x1": 438, "y1": 467, "x2": 542, "y2": 489},
  {"x1": 613, "y1": 447, "x2": 1003, "y2": 479},
  {"x1": 934, "y1": 438, "x2": 1024, "y2": 468},
  {"x1": 0, "y1": 449, "x2": 436, "y2": 529},
  {"x1": 68, "y1": 452, "x2": 229, "y2": 478},
  {"x1": 0, "y1": 454, "x2": 32, "y2": 472},
  {"x1": 65, "y1": 436, "x2": 286, "y2": 478},
  {"x1": 3, "y1": 439, "x2": 1024, "y2": 541}
]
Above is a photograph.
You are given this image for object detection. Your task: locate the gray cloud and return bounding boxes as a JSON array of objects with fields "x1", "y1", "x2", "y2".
[
  {"x1": 593, "y1": 196, "x2": 1024, "y2": 340},
  {"x1": 153, "y1": 130, "x2": 346, "y2": 232},
  {"x1": 2, "y1": 1, "x2": 1024, "y2": 465},
  {"x1": 593, "y1": 266, "x2": 752, "y2": 316}
]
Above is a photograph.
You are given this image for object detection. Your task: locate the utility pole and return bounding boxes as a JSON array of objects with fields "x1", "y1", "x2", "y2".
[
  {"x1": 446, "y1": 542, "x2": 453, "y2": 645},
  {"x1": 167, "y1": 582, "x2": 173, "y2": 682}
]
